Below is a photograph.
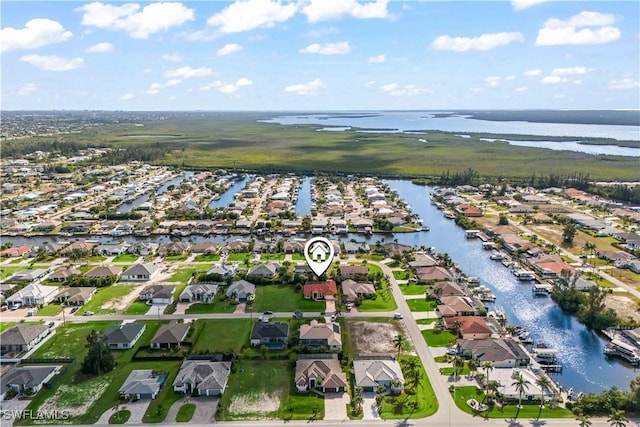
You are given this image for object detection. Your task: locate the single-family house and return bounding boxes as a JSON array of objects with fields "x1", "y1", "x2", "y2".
[
  {"x1": 60, "y1": 241, "x2": 96, "y2": 256},
  {"x1": 1, "y1": 365, "x2": 59, "y2": 401},
  {"x1": 444, "y1": 316, "x2": 492, "y2": 340},
  {"x1": 54, "y1": 286, "x2": 97, "y2": 306},
  {"x1": 303, "y1": 280, "x2": 337, "y2": 300},
  {"x1": 295, "y1": 355, "x2": 347, "y2": 393},
  {"x1": 96, "y1": 243, "x2": 129, "y2": 256},
  {"x1": 139, "y1": 284, "x2": 174, "y2": 304},
  {"x1": 6, "y1": 283, "x2": 58, "y2": 307},
  {"x1": 299, "y1": 320, "x2": 342, "y2": 351},
  {"x1": 408, "y1": 253, "x2": 438, "y2": 268},
  {"x1": 191, "y1": 242, "x2": 220, "y2": 254},
  {"x1": 339, "y1": 265, "x2": 368, "y2": 279},
  {"x1": 8, "y1": 269, "x2": 49, "y2": 282},
  {"x1": 247, "y1": 262, "x2": 279, "y2": 279},
  {"x1": 427, "y1": 281, "x2": 465, "y2": 299},
  {"x1": 353, "y1": 356, "x2": 405, "y2": 393},
  {"x1": 105, "y1": 323, "x2": 146, "y2": 350},
  {"x1": 179, "y1": 283, "x2": 219, "y2": 303},
  {"x1": 341, "y1": 279, "x2": 376, "y2": 302},
  {"x1": 492, "y1": 368, "x2": 550, "y2": 401},
  {"x1": 0, "y1": 245, "x2": 31, "y2": 258},
  {"x1": 206, "y1": 264, "x2": 234, "y2": 277},
  {"x1": 150, "y1": 322, "x2": 190, "y2": 350},
  {"x1": 457, "y1": 338, "x2": 530, "y2": 368},
  {"x1": 414, "y1": 266, "x2": 452, "y2": 283},
  {"x1": 119, "y1": 370, "x2": 165, "y2": 400},
  {"x1": 121, "y1": 263, "x2": 159, "y2": 282},
  {"x1": 85, "y1": 265, "x2": 122, "y2": 279},
  {"x1": 437, "y1": 296, "x2": 477, "y2": 317},
  {"x1": 226, "y1": 280, "x2": 255, "y2": 302},
  {"x1": 455, "y1": 204, "x2": 483, "y2": 217},
  {"x1": 129, "y1": 242, "x2": 158, "y2": 256},
  {"x1": 250, "y1": 322, "x2": 289, "y2": 349},
  {"x1": 0, "y1": 324, "x2": 51, "y2": 354},
  {"x1": 48, "y1": 267, "x2": 81, "y2": 282},
  {"x1": 158, "y1": 242, "x2": 190, "y2": 256},
  {"x1": 173, "y1": 361, "x2": 231, "y2": 397}
]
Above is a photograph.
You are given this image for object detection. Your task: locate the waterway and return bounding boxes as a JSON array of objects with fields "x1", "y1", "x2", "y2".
[
  {"x1": 208, "y1": 175, "x2": 251, "y2": 209},
  {"x1": 117, "y1": 172, "x2": 192, "y2": 213},
  {"x1": 381, "y1": 179, "x2": 636, "y2": 394},
  {"x1": 295, "y1": 177, "x2": 312, "y2": 217}
]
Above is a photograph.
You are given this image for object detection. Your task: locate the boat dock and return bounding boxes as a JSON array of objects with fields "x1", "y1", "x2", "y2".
[{"x1": 532, "y1": 283, "x2": 553, "y2": 296}]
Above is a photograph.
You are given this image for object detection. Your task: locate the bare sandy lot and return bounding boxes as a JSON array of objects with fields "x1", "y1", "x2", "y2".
[
  {"x1": 605, "y1": 294, "x2": 640, "y2": 322},
  {"x1": 347, "y1": 320, "x2": 410, "y2": 354},
  {"x1": 228, "y1": 392, "x2": 279, "y2": 416}
]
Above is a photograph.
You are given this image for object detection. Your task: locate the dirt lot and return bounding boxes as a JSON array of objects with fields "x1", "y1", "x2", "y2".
[
  {"x1": 228, "y1": 392, "x2": 279, "y2": 416},
  {"x1": 605, "y1": 294, "x2": 640, "y2": 322},
  {"x1": 347, "y1": 320, "x2": 411, "y2": 354}
]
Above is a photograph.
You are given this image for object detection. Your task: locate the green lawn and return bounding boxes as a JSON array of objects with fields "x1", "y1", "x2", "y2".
[
  {"x1": 109, "y1": 410, "x2": 131, "y2": 424},
  {"x1": 367, "y1": 263, "x2": 383, "y2": 276},
  {"x1": 164, "y1": 254, "x2": 188, "y2": 261},
  {"x1": 112, "y1": 253, "x2": 140, "y2": 263},
  {"x1": 166, "y1": 266, "x2": 211, "y2": 284},
  {"x1": 176, "y1": 403, "x2": 196, "y2": 422},
  {"x1": 218, "y1": 360, "x2": 297, "y2": 421},
  {"x1": 422, "y1": 329, "x2": 457, "y2": 347},
  {"x1": 260, "y1": 253, "x2": 285, "y2": 261},
  {"x1": 185, "y1": 301, "x2": 237, "y2": 314},
  {"x1": 379, "y1": 356, "x2": 438, "y2": 419},
  {"x1": 0, "y1": 266, "x2": 32, "y2": 280},
  {"x1": 123, "y1": 301, "x2": 150, "y2": 315},
  {"x1": 393, "y1": 270, "x2": 412, "y2": 280},
  {"x1": 191, "y1": 319, "x2": 252, "y2": 353},
  {"x1": 193, "y1": 253, "x2": 221, "y2": 262},
  {"x1": 75, "y1": 285, "x2": 136, "y2": 315},
  {"x1": 416, "y1": 318, "x2": 440, "y2": 325},
  {"x1": 279, "y1": 382, "x2": 325, "y2": 421},
  {"x1": 451, "y1": 386, "x2": 573, "y2": 418},
  {"x1": 357, "y1": 290, "x2": 398, "y2": 312},
  {"x1": 87, "y1": 255, "x2": 108, "y2": 262},
  {"x1": 31, "y1": 321, "x2": 120, "y2": 358},
  {"x1": 37, "y1": 304, "x2": 64, "y2": 316},
  {"x1": 253, "y1": 285, "x2": 324, "y2": 312},
  {"x1": 399, "y1": 283, "x2": 427, "y2": 295},
  {"x1": 406, "y1": 299, "x2": 438, "y2": 312},
  {"x1": 0, "y1": 322, "x2": 16, "y2": 332},
  {"x1": 227, "y1": 252, "x2": 253, "y2": 262},
  {"x1": 291, "y1": 253, "x2": 306, "y2": 261}
]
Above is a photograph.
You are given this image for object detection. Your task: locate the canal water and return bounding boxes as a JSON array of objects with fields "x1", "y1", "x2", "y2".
[
  {"x1": 117, "y1": 172, "x2": 192, "y2": 213},
  {"x1": 208, "y1": 176, "x2": 251, "y2": 209},
  {"x1": 381, "y1": 179, "x2": 636, "y2": 394},
  {"x1": 295, "y1": 177, "x2": 312, "y2": 217}
]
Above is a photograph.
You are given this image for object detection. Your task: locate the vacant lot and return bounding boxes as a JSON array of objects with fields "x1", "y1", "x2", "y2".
[
  {"x1": 406, "y1": 299, "x2": 438, "y2": 312},
  {"x1": 357, "y1": 290, "x2": 397, "y2": 312},
  {"x1": 191, "y1": 319, "x2": 252, "y2": 353},
  {"x1": 167, "y1": 265, "x2": 211, "y2": 284},
  {"x1": 253, "y1": 285, "x2": 324, "y2": 312},
  {"x1": 347, "y1": 319, "x2": 409, "y2": 353},
  {"x1": 32, "y1": 321, "x2": 119, "y2": 359},
  {"x1": 75, "y1": 285, "x2": 136, "y2": 315}
]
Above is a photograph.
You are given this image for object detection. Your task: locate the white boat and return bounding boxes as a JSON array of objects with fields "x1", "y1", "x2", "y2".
[
  {"x1": 513, "y1": 270, "x2": 536, "y2": 281},
  {"x1": 490, "y1": 250, "x2": 506, "y2": 261}
]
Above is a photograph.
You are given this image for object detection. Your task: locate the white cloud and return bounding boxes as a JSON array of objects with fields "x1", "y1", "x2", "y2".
[
  {"x1": 484, "y1": 76, "x2": 502, "y2": 87},
  {"x1": 218, "y1": 84, "x2": 238, "y2": 93},
  {"x1": 165, "y1": 79, "x2": 182, "y2": 87},
  {"x1": 206, "y1": 0, "x2": 297, "y2": 33},
  {"x1": 542, "y1": 76, "x2": 567, "y2": 84},
  {"x1": 236, "y1": 77, "x2": 253, "y2": 86},
  {"x1": 284, "y1": 78, "x2": 326, "y2": 95},
  {"x1": 524, "y1": 68, "x2": 542, "y2": 76},
  {"x1": 85, "y1": 42, "x2": 113, "y2": 53},
  {"x1": 535, "y1": 11, "x2": 620, "y2": 46},
  {"x1": 76, "y1": 2, "x2": 194, "y2": 39},
  {"x1": 304, "y1": 27, "x2": 339, "y2": 38},
  {"x1": 121, "y1": 93, "x2": 134, "y2": 100},
  {"x1": 17, "y1": 83, "x2": 38, "y2": 96},
  {"x1": 217, "y1": 43, "x2": 243, "y2": 56},
  {"x1": 431, "y1": 32, "x2": 524, "y2": 52},
  {"x1": 162, "y1": 53, "x2": 183, "y2": 62},
  {"x1": 302, "y1": 0, "x2": 389, "y2": 23},
  {"x1": 515, "y1": 86, "x2": 528, "y2": 92},
  {"x1": 299, "y1": 41, "x2": 351, "y2": 55},
  {"x1": 368, "y1": 54, "x2": 386, "y2": 64},
  {"x1": 609, "y1": 79, "x2": 640, "y2": 89},
  {"x1": 20, "y1": 54, "x2": 84, "y2": 71},
  {"x1": 379, "y1": 83, "x2": 426, "y2": 96},
  {"x1": 511, "y1": 0, "x2": 549, "y2": 10},
  {"x1": 364, "y1": 80, "x2": 376, "y2": 87},
  {"x1": 198, "y1": 81, "x2": 223, "y2": 91},
  {"x1": 0, "y1": 18, "x2": 72, "y2": 52},
  {"x1": 165, "y1": 66, "x2": 214, "y2": 79},
  {"x1": 550, "y1": 66, "x2": 589, "y2": 76},
  {"x1": 143, "y1": 68, "x2": 153, "y2": 73},
  {"x1": 146, "y1": 79, "x2": 182, "y2": 95}
]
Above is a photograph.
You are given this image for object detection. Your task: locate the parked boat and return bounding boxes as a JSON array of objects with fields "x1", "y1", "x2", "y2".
[
  {"x1": 490, "y1": 250, "x2": 506, "y2": 261},
  {"x1": 512, "y1": 269, "x2": 536, "y2": 281},
  {"x1": 604, "y1": 339, "x2": 640, "y2": 365}
]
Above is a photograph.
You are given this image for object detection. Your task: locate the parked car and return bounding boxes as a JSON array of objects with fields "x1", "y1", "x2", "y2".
[
  {"x1": 393, "y1": 312, "x2": 403, "y2": 319},
  {"x1": 83, "y1": 311, "x2": 94, "y2": 316},
  {"x1": 263, "y1": 311, "x2": 273, "y2": 315},
  {"x1": 70, "y1": 307, "x2": 79, "y2": 313}
]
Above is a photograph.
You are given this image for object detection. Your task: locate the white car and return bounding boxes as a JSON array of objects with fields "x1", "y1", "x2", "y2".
[{"x1": 393, "y1": 312, "x2": 403, "y2": 319}]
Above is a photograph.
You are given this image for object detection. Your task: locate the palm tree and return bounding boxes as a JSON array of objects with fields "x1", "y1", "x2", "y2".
[
  {"x1": 467, "y1": 359, "x2": 478, "y2": 376},
  {"x1": 607, "y1": 409, "x2": 628, "y2": 427},
  {"x1": 535, "y1": 375, "x2": 552, "y2": 407},
  {"x1": 482, "y1": 361, "x2": 493, "y2": 388},
  {"x1": 393, "y1": 334, "x2": 406, "y2": 359},
  {"x1": 351, "y1": 388, "x2": 364, "y2": 413},
  {"x1": 512, "y1": 373, "x2": 531, "y2": 410},
  {"x1": 576, "y1": 414, "x2": 592, "y2": 427}
]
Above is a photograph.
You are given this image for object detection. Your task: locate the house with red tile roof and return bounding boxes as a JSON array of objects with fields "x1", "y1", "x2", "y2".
[{"x1": 303, "y1": 280, "x2": 337, "y2": 300}]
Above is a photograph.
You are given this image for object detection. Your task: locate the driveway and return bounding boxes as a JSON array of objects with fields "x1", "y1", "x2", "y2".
[
  {"x1": 362, "y1": 392, "x2": 380, "y2": 420},
  {"x1": 145, "y1": 304, "x2": 167, "y2": 317},
  {"x1": 123, "y1": 399, "x2": 151, "y2": 424},
  {"x1": 323, "y1": 392, "x2": 348, "y2": 421},
  {"x1": 166, "y1": 396, "x2": 218, "y2": 423}
]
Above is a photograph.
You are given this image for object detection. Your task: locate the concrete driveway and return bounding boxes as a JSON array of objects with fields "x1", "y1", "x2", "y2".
[
  {"x1": 123, "y1": 399, "x2": 151, "y2": 424},
  {"x1": 323, "y1": 392, "x2": 348, "y2": 421},
  {"x1": 362, "y1": 392, "x2": 380, "y2": 420},
  {"x1": 145, "y1": 304, "x2": 167, "y2": 317},
  {"x1": 166, "y1": 396, "x2": 218, "y2": 423}
]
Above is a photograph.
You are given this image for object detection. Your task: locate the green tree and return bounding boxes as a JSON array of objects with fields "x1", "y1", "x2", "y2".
[
  {"x1": 482, "y1": 361, "x2": 493, "y2": 388},
  {"x1": 563, "y1": 222, "x2": 577, "y2": 245},
  {"x1": 607, "y1": 409, "x2": 628, "y2": 427},
  {"x1": 393, "y1": 334, "x2": 407, "y2": 359},
  {"x1": 512, "y1": 373, "x2": 530, "y2": 411},
  {"x1": 536, "y1": 375, "x2": 552, "y2": 407},
  {"x1": 498, "y1": 213, "x2": 509, "y2": 226},
  {"x1": 576, "y1": 414, "x2": 592, "y2": 427},
  {"x1": 81, "y1": 330, "x2": 115, "y2": 375}
]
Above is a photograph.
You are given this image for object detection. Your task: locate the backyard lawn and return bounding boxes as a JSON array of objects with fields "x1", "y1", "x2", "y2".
[
  {"x1": 194, "y1": 253, "x2": 221, "y2": 262},
  {"x1": 191, "y1": 319, "x2": 252, "y2": 353},
  {"x1": 422, "y1": 329, "x2": 457, "y2": 347},
  {"x1": 253, "y1": 285, "x2": 324, "y2": 312},
  {"x1": 406, "y1": 299, "x2": 438, "y2": 312},
  {"x1": 357, "y1": 290, "x2": 397, "y2": 312},
  {"x1": 75, "y1": 285, "x2": 136, "y2": 315},
  {"x1": 112, "y1": 253, "x2": 140, "y2": 263},
  {"x1": 451, "y1": 386, "x2": 573, "y2": 418}
]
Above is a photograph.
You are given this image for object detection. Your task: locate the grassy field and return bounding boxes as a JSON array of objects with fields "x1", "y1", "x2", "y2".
[
  {"x1": 422, "y1": 329, "x2": 457, "y2": 347},
  {"x1": 227, "y1": 252, "x2": 253, "y2": 262},
  {"x1": 399, "y1": 283, "x2": 427, "y2": 295},
  {"x1": 451, "y1": 386, "x2": 573, "y2": 418},
  {"x1": 123, "y1": 301, "x2": 150, "y2": 315},
  {"x1": 0, "y1": 266, "x2": 32, "y2": 280},
  {"x1": 253, "y1": 285, "x2": 325, "y2": 312},
  {"x1": 191, "y1": 319, "x2": 252, "y2": 353},
  {"x1": 260, "y1": 253, "x2": 285, "y2": 261},
  {"x1": 166, "y1": 265, "x2": 211, "y2": 284},
  {"x1": 357, "y1": 290, "x2": 398, "y2": 312},
  {"x1": 379, "y1": 356, "x2": 438, "y2": 419},
  {"x1": 75, "y1": 285, "x2": 136, "y2": 315},
  {"x1": 0, "y1": 321, "x2": 17, "y2": 332},
  {"x1": 406, "y1": 299, "x2": 438, "y2": 312},
  {"x1": 36, "y1": 304, "x2": 64, "y2": 316},
  {"x1": 32, "y1": 321, "x2": 120, "y2": 358},
  {"x1": 193, "y1": 253, "x2": 221, "y2": 262},
  {"x1": 112, "y1": 254, "x2": 140, "y2": 263}
]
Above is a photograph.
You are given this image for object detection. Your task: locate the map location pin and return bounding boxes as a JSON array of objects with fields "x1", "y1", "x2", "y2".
[{"x1": 304, "y1": 237, "x2": 335, "y2": 277}]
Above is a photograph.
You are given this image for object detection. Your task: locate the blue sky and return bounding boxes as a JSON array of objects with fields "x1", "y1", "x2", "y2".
[{"x1": 1, "y1": 0, "x2": 639, "y2": 110}]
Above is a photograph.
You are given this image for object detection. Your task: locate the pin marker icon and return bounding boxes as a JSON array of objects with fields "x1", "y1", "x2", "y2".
[{"x1": 304, "y1": 237, "x2": 335, "y2": 277}]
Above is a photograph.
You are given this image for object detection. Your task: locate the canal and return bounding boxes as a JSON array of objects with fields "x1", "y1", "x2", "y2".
[
  {"x1": 382, "y1": 179, "x2": 636, "y2": 394},
  {"x1": 295, "y1": 177, "x2": 313, "y2": 217},
  {"x1": 208, "y1": 175, "x2": 251, "y2": 209},
  {"x1": 118, "y1": 172, "x2": 193, "y2": 213}
]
